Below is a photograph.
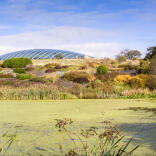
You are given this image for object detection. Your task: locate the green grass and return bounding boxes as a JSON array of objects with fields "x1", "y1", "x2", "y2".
[{"x1": 0, "y1": 99, "x2": 155, "y2": 155}]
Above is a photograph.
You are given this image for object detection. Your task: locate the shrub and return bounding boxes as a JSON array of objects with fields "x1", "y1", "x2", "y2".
[
  {"x1": 0, "y1": 73, "x2": 14, "y2": 78},
  {"x1": 114, "y1": 82, "x2": 130, "y2": 95},
  {"x1": 137, "y1": 60, "x2": 149, "y2": 74},
  {"x1": 55, "y1": 65, "x2": 62, "y2": 69},
  {"x1": 45, "y1": 69, "x2": 56, "y2": 73},
  {"x1": 2, "y1": 57, "x2": 32, "y2": 68},
  {"x1": 128, "y1": 75, "x2": 148, "y2": 88},
  {"x1": 147, "y1": 75, "x2": 156, "y2": 90},
  {"x1": 30, "y1": 77, "x2": 53, "y2": 83},
  {"x1": 147, "y1": 55, "x2": 156, "y2": 89},
  {"x1": 80, "y1": 65, "x2": 88, "y2": 70},
  {"x1": 13, "y1": 68, "x2": 25, "y2": 74},
  {"x1": 96, "y1": 64, "x2": 108, "y2": 75},
  {"x1": 85, "y1": 80, "x2": 114, "y2": 98},
  {"x1": 121, "y1": 64, "x2": 136, "y2": 70},
  {"x1": 121, "y1": 88, "x2": 156, "y2": 98},
  {"x1": 86, "y1": 61, "x2": 99, "y2": 68},
  {"x1": 0, "y1": 80, "x2": 14, "y2": 86},
  {"x1": 55, "y1": 54, "x2": 63, "y2": 59},
  {"x1": 25, "y1": 64, "x2": 34, "y2": 71},
  {"x1": 71, "y1": 83, "x2": 83, "y2": 98},
  {"x1": 149, "y1": 54, "x2": 156, "y2": 74},
  {"x1": 44, "y1": 63, "x2": 59, "y2": 68},
  {"x1": 62, "y1": 72, "x2": 91, "y2": 84},
  {"x1": 97, "y1": 72, "x2": 127, "y2": 82},
  {"x1": 118, "y1": 64, "x2": 126, "y2": 68},
  {"x1": 88, "y1": 79, "x2": 102, "y2": 88},
  {"x1": 74, "y1": 77, "x2": 89, "y2": 84},
  {"x1": 82, "y1": 88, "x2": 97, "y2": 99},
  {"x1": 114, "y1": 75, "x2": 132, "y2": 84},
  {"x1": 16, "y1": 73, "x2": 32, "y2": 80}
]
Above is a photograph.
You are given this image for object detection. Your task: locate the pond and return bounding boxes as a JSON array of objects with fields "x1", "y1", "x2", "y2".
[{"x1": 0, "y1": 99, "x2": 155, "y2": 155}]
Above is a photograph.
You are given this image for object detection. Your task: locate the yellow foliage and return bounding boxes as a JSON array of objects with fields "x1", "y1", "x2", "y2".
[
  {"x1": 88, "y1": 75, "x2": 96, "y2": 82},
  {"x1": 114, "y1": 75, "x2": 132, "y2": 83},
  {"x1": 128, "y1": 74, "x2": 149, "y2": 88}
]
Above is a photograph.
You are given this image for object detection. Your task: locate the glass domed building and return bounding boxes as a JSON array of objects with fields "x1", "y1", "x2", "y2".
[{"x1": 0, "y1": 49, "x2": 92, "y2": 60}]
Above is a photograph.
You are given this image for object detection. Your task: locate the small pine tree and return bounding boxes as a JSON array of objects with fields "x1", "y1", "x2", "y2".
[{"x1": 96, "y1": 65, "x2": 108, "y2": 75}]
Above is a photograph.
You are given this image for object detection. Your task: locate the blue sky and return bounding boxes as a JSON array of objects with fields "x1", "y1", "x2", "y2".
[{"x1": 0, "y1": 0, "x2": 155, "y2": 57}]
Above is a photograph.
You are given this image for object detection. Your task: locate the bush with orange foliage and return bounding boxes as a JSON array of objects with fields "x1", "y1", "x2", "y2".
[
  {"x1": 128, "y1": 74, "x2": 149, "y2": 88},
  {"x1": 114, "y1": 75, "x2": 132, "y2": 84}
]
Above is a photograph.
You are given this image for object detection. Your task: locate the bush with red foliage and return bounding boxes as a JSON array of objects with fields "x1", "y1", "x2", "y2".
[{"x1": 62, "y1": 72, "x2": 91, "y2": 84}]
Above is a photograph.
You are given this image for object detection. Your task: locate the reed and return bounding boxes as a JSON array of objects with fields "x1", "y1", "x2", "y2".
[{"x1": 0, "y1": 84, "x2": 74, "y2": 100}]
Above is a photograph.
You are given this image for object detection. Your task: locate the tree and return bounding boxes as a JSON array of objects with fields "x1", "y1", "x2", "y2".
[
  {"x1": 116, "y1": 55, "x2": 126, "y2": 62},
  {"x1": 120, "y1": 49, "x2": 141, "y2": 60},
  {"x1": 55, "y1": 54, "x2": 63, "y2": 59},
  {"x1": 144, "y1": 46, "x2": 156, "y2": 60},
  {"x1": 147, "y1": 54, "x2": 156, "y2": 89},
  {"x1": 149, "y1": 54, "x2": 156, "y2": 75}
]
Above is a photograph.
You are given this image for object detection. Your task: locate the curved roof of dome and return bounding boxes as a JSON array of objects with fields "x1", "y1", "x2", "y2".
[{"x1": 0, "y1": 49, "x2": 92, "y2": 60}]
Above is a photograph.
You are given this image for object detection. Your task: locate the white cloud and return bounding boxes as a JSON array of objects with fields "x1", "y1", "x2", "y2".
[
  {"x1": 58, "y1": 43, "x2": 121, "y2": 58},
  {"x1": 0, "y1": 26, "x2": 122, "y2": 58}
]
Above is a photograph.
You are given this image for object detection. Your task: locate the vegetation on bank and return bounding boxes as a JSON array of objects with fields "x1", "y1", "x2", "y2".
[
  {"x1": 54, "y1": 118, "x2": 139, "y2": 156},
  {"x1": 0, "y1": 46, "x2": 155, "y2": 100},
  {"x1": 0, "y1": 118, "x2": 139, "y2": 155}
]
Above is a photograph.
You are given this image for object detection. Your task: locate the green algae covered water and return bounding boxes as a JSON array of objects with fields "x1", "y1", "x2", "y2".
[{"x1": 0, "y1": 99, "x2": 155, "y2": 155}]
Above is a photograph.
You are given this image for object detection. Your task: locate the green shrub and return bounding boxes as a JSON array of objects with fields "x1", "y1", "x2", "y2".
[
  {"x1": 2, "y1": 57, "x2": 32, "y2": 68},
  {"x1": 13, "y1": 68, "x2": 25, "y2": 74},
  {"x1": 96, "y1": 64, "x2": 108, "y2": 75},
  {"x1": 16, "y1": 73, "x2": 32, "y2": 80}
]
